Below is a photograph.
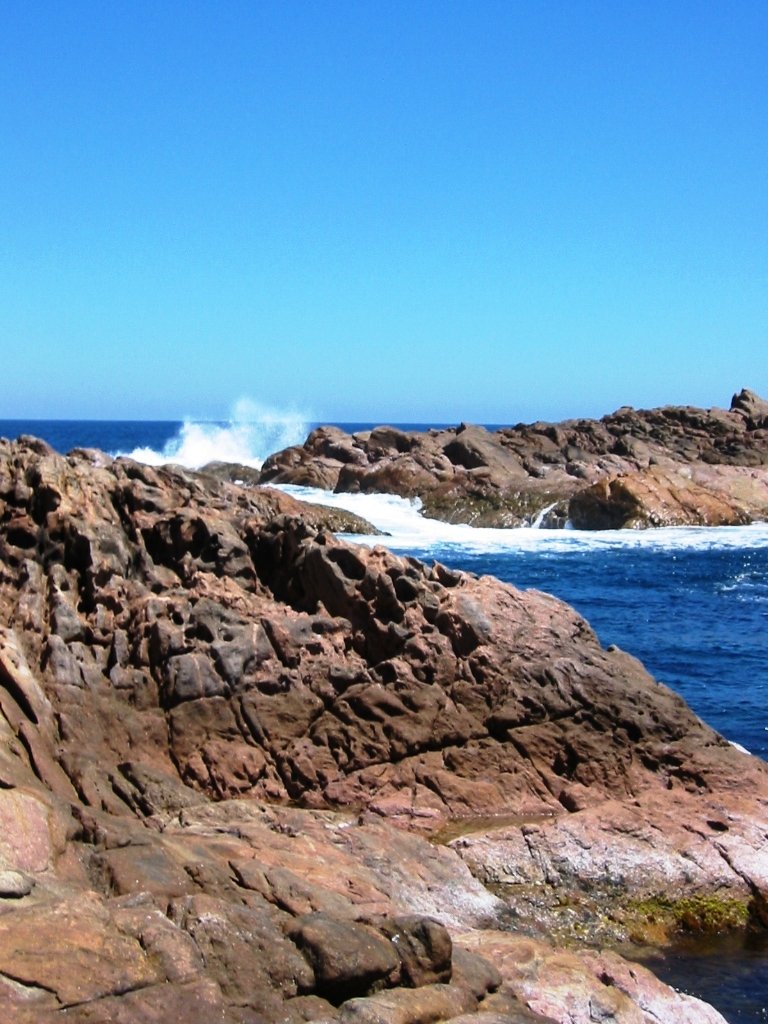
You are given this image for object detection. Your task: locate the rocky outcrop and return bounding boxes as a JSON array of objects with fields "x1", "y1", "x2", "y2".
[
  {"x1": 198, "y1": 461, "x2": 382, "y2": 535},
  {"x1": 568, "y1": 465, "x2": 757, "y2": 529},
  {"x1": 258, "y1": 390, "x2": 768, "y2": 528},
  {"x1": 0, "y1": 437, "x2": 766, "y2": 1021}
]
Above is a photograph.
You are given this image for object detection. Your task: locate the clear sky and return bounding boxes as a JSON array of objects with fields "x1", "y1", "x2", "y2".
[{"x1": 2, "y1": 1, "x2": 766, "y2": 424}]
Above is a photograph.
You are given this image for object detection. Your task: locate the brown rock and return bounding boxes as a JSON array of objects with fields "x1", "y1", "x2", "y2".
[
  {"x1": 168, "y1": 893, "x2": 315, "y2": 1013},
  {"x1": 258, "y1": 391, "x2": 768, "y2": 528},
  {"x1": 731, "y1": 387, "x2": 768, "y2": 429},
  {"x1": 0, "y1": 435, "x2": 763, "y2": 1024},
  {"x1": 0, "y1": 787, "x2": 64, "y2": 873},
  {"x1": 456, "y1": 931, "x2": 728, "y2": 1024},
  {"x1": 450, "y1": 947, "x2": 503, "y2": 1000},
  {"x1": 57, "y1": 980, "x2": 242, "y2": 1024},
  {"x1": 337, "y1": 983, "x2": 478, "y2": 1024},
  {"x1": 371, "y1": 915, "x2": 453, "y2": 987},
  {"x1": 288, "y1": 913, "x2": 401, "y2": 1001},
  {"x1": 568, "y1": 466, "x2": 758, "y2": 529},
  {"x1": 0, "y1": 892, "x2": 163, "y2": 1006}
]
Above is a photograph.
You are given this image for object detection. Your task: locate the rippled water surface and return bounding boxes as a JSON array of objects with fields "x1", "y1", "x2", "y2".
[{"x1": 641, "y1": 932, "x2": 768, "y2": 1023}]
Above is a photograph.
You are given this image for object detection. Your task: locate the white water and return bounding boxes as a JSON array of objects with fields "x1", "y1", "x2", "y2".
[
  {"x1": 117, "y1": 414, "x2": 768, "y2": 556},
  {"x1": 276, "y1": 484, "x2": 768, "y2": 556},
  {"x1": 120, "y1": 400, "x2": 310, "y2": 469}
]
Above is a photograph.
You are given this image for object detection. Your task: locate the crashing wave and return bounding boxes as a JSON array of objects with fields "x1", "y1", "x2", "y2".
[{"x1": 117, "y1": 398, "x2": 310, "y2": 470}]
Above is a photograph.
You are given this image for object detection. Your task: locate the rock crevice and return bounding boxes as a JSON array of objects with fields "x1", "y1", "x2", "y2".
[{"x1": 0, "y1": 436, "x2": 764, "y2": 1022}]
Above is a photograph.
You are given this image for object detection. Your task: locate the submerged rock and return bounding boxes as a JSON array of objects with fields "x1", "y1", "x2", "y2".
[{"x1": 0, "y1": 436, "x2": 764, "y2": 1022}]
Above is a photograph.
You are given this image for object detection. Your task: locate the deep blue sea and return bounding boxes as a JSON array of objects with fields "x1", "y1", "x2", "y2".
[{"x1": 2, "y1": 417, "x2": 767, "y2": 1022}]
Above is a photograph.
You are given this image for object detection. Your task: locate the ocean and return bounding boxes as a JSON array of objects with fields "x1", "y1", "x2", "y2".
[{"x1": 2, "y1": 416, "x2": 767, "y2": 1022}]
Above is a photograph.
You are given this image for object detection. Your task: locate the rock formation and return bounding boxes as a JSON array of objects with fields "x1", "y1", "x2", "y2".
[
  {"x1": 259, "y1": 389, "x2": 768, "y2": 528},
  {"x1": 0, "y1": 436, "x2": 765, "y2": 1022}
]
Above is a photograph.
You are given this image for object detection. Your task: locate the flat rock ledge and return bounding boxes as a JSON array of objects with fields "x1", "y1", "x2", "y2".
[
  {"x1": 259, "y1": 389, "x2": 768, "y2": 528},
  {"x1": 0, "y1": 437, "x2": 766, "y2": 1023}
]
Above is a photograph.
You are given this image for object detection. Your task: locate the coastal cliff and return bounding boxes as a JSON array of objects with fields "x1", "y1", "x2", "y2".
[
  {"x1": 0, "y1": 437, "x2": 766, "y2": 1022},
  {"x1": 259, "y1": 389, "x2": 768, "y2": 528}
]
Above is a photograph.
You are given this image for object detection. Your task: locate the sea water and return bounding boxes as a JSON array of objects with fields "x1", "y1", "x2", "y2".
[{"x1": 1, "y1": 416, "x2": 767, "y2": 1021}]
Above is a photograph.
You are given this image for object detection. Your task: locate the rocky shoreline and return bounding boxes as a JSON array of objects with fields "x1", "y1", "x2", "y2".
[
  {"x1": 0, "y1": 434, "x2": 766, "y2": 1022},
  {"x1": 258, "y1": 389, "x2": 768, "y2": 529}
]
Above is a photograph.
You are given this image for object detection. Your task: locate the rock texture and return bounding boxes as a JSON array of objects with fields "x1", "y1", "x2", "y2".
[
  {"x1": 259, "y1": 389, "x2": 768, "y2": 528},
  {"x1": 0, "y1": 436, "x2": 766, "y2": 1021}
]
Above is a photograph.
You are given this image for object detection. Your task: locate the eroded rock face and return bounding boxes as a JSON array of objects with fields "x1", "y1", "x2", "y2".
[
  {"x1": 568, "y1": 466, "x2": 757, "y2": 529},
  {"x1": 0, "y1": 437, "x2": 764, "y2": 1022},
  {"x1": 456, "y1": 931, "x2": 729, "y2": 1024},
  {"x1": 258, "y1": 390, "x2": 768, "y2": 528}
]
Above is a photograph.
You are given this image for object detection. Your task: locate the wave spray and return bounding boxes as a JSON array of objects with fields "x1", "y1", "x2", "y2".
[{"x1": 118, "y1": 398, "x2": 310, "y2": 469}]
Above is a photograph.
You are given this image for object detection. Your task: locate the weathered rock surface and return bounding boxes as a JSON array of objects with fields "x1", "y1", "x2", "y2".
[
  {"x1": 258, "y1": 389, "x2": 768, "y2": 528},
  {"x1": 0, "y1": 436, "x2": 765, "y2": 1021},
  {"x1": 456, "y1": 931, "x2": 729, "y2": 1024},
  {"x1": 568, "y1": 465, "x2": 760, "y2": 529},
  {"x1": 199, "y1": 462, "x2": 382, "y2": 535}
]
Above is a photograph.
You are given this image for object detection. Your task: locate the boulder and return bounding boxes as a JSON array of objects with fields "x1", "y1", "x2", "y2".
[
  {"x1": 287, "y1": 913, "x2": 400, "y2": 1001},
  {"x1": 568, "y1": 466, "x2": 756, "y2": 529},
  {"x1": 731, "y1": 387, "x2": 768, "y2": 429}
]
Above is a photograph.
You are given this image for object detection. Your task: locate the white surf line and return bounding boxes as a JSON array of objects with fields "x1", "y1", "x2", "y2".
[{"x1": 275, "y1": 485, "x2": 768, "y2": 555}]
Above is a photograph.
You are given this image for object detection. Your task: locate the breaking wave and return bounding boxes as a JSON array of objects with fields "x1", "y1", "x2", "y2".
[{"x1": 118, "y1": 399, "x2": 310, "y2": 470}]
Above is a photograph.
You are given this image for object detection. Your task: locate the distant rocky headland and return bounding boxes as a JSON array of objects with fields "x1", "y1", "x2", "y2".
[
  {"x1": 258, "y1": 388, "x2": 768, "y2": 529},
  {"x1": 0, "y1": 431, "x2": 766, "y2": 1022}
]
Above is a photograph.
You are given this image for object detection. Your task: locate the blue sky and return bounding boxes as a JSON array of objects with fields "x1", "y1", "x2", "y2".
[{"x1": 2, "y1": 1, "x2": 766, "y2": 423}]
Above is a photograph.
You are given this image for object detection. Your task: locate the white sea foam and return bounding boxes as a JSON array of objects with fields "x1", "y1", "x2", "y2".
[
  {"x1": 275, "y1": 484, "x2": 768, "y2": 555},
  {"x1": 119, "y1": 400, "x2": 309, "y2": 470}
]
